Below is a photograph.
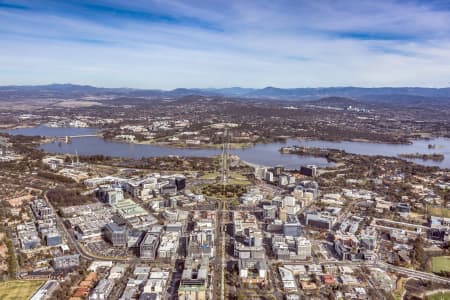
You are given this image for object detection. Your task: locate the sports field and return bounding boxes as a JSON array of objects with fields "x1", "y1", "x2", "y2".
[
  {"x1": 0, "y1": 280, "x2": 45, "y2": 300},
  {"x1": 432, "y1": 256, "x2": 450, "y2": 273}
]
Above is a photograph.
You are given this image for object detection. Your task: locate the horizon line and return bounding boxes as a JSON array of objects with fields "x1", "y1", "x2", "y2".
[{"x1": 1, "y1": 83, "x2": 450, "y2": 91}]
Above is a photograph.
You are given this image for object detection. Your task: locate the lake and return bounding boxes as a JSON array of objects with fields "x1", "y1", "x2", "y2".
[{"x1": 4, "y1": 126, "x2": 450, "y2": 169}]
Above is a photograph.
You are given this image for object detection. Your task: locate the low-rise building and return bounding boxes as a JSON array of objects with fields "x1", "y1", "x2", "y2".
[
  {"x1": 140, "y1": 232, "x2": 160, "y2": 260},
  {"x1": 279, "y1": 267, "x2": 297, "y2": 292},
  {"x1": 272, "y1": 236, "x2": 311, "y2": 260},
  {"x1": 178, "y1": 257, "x2": 209, "y2": 300},
  {"x1": 52, "y1": 254, "x2": 80, "y2": 270},
  {"x1": 104, "y1": 223, "x2": 128, "y2": 247},
  {"x1": 158, "y1": 231, "x2": 180, "y2": 259},
  {"x1": 45, "y1": 232, "x2": 62, "y2": 246},
  {"x1": 239, "y1": 258, "x2": 267, "y2": 285},
  {"x1": 89, "y1": 278, "x2": 114, "y2": 300},
  {"x1": 283, "y1": 214, "x2": 301, "y2": 237},
  {"x1": 305, "y1": 212, "x2": 336, "y2": 230},
  {"x1": 97, "y1": 185, "x2": 124, "y2": 205}
]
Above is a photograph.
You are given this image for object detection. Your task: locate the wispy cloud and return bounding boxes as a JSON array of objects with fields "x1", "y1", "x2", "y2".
[
  {"x1": 0, "y1": 0, "x2": 450, "y2": 88},
  {"x1": 0, "y1": 2, "x2": 28, "y2": 10}
]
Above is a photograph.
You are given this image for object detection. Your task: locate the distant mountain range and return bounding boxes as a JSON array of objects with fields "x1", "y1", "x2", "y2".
[{"x1": 1, "y1": 84, "x2": 450, "y2": 104}]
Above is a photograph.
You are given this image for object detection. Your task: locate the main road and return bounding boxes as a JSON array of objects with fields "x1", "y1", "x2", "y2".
[{"x1": 212, "y1": 198, "x2": 226, "y2": 300}]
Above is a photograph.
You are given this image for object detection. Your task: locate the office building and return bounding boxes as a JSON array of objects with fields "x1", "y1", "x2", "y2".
[
  {"x1": 104, "y1": 223, "x2": 128, "y2": 247},
  {"x1": 274, "y1": 165, "x2": 284, "y2": 176},
  {"x1": 52, "y1": 254, "x2": 80, "y2": 270},
  {"x1": 300, "y1": 165, "x2": 317, "y2": 177},
  {"x1": 239, "y1": 258, "x2": 267, "y2": 285},
  {"x1": 296, "y1": 237, "x2": 312, "y2": 260},
  {"x1": 188, "y1": 229, "x2": 215, "y2": 259},
  {"x1": 89, "y1": 278, "x2": 114, "y2": 300},
  {"x1": 45, "y1": 232, "x2": 62, "y2": 246},
  {"x1": 305, "y1": 212, "x2": 336, "y2": 230},
  {"x1": 30, "y1": 199, "x2": 54, "y2": 220},
  {"x1": 140, "y1": 232, "x2": 160, "y2": 260},
  {"x1": 160, "y1": 183, "x2": 177, "y2": 195},
  {"x1": 97, "y1": 185, "x2": 124, "y2": 205},
  {"x1": 178, "y1": 257, "x2": 208, "y2": 300},
  {"x1": 262, "y1": 205, "x2": 277, "y2": 220},
  {"x1": 175, "y1": 177, "x2": 186, "y2": 191},
  {"x1": 158, "y1": 231, "x2": 180, "y2": 259},
  {"x1": 283, "y1": 215, "x2": 301, "y2": 237}
]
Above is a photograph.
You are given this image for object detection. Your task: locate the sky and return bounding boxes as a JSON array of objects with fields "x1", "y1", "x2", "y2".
[{"x1": 1, "y1": 0, "x2": 450, "y2": 89}]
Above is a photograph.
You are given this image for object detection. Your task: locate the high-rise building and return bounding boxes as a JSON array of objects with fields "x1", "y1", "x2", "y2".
[
  {"x1": 175, "y1": 177, "x2": 186, "y2": 191},
  {"x1": 274, "y1": 165, "x2": 284, "y2": 176},
  {"x1": 300, "y1": 165, "x2": 317, "y2": 177},
  {"x1": 265, "y1": 171, "x2": 274, "y2": 183}
]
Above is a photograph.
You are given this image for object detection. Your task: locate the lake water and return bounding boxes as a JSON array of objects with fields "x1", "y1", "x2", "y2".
[{"x1": 4, "y1": 126, "x2": 450, "y2": 169}]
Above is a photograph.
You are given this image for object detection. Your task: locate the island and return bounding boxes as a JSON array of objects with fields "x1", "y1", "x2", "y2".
[{"x1": 398, "y1": 153, "x2": 445, "y2": 161}]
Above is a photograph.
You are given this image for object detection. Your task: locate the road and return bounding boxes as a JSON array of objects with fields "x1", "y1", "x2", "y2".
[
  {"x1": 212, "y1": 199, "x2": 226, "y2": 300},
  {"x1": 377, "y1": 262, "x2": 450, "y2": 284},
  {"x1": 321, "y1": 260, "x2": 450, "y2": 285}
]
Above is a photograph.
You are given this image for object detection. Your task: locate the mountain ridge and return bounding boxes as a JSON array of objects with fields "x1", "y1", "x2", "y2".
[{"x1": 1, "y1": 84, "x2": 450, "y2": 104}]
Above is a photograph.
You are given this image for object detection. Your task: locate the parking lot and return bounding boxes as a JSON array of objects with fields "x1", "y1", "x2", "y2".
[{"x1": 86, "y1": 240, "x2": 129, "y2": 258}]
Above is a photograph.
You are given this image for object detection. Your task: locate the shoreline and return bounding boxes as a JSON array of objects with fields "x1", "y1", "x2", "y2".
[
  {"x1": 104, "y1": 138, "x2": 254, "y2": 149},
  {"x1": 5, "y1": 125, "x2": 450, "y2": 148},
  {"x1": 292, "y1": 137, "x2": 413, "y2": 145},
  {"x1": 110, "y1": 136, "x2": 416, "y2": 148},
  {"x1": 398, "y1": 153, "x2": 445, "y2": 162}
]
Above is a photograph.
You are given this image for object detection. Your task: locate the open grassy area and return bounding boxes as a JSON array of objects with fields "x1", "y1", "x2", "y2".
[
  {"x1": 428, "y1": 207, "x2": 450, "y2": 218},
  {"x1": 0, "y1": 280, "x2": 45, "y2": 300},
  {"x1": 432, "y1": 256, "x2": 450, "y2": 273},
  {"x1": 426, "y1": 291, "x2": 450, "y2": 300},
  {"x1": 199, "y1": 172, "x2": 220, "y2": 180},
  {"x1": 226, "y1": 179, "x2": 251, "y2": 185},
  {"x1": 199, "y1": 171, "x2": 251, "y2": 185}
]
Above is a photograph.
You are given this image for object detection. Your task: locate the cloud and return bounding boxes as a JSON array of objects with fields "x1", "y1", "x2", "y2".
[
  {"x1": 0, "y1": 0, "x2": 450, "y2": 88},
  {"x1": 0, "y1": 2, "x2": 28, "y2": 10}
]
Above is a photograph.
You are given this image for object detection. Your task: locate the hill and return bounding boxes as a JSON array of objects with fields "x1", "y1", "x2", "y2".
[{"x1": 1, "y1": 84, "x2": 450, "y2": 106}]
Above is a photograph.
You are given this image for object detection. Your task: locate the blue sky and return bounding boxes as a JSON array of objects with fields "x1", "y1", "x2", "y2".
[{"x1": 1, "y1": 0, "x2": 450, "y2": 89}]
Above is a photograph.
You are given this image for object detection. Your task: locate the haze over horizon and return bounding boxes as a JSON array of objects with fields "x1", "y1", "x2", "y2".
[
  {"x1": 3, "y1": 83, "x2": 450, "y2": 91},
  {"x1": 2, "y1": 0, "x2": 450, "y2": 89}
]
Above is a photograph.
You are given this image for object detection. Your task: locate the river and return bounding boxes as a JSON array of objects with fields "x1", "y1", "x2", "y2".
[{"x1": 3, "y1": 126, "x2": 450, "y2": 169}]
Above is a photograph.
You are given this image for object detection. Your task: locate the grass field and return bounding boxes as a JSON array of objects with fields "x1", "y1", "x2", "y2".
[
  {"x1": 426, "y1": 291, "x2": 450, "y2": 300},
  {"x1": 226, "y1": 178, "x2": 251, "y2": 185},
  {"x1": 0, "y1": 280, "x2": 45, "y2": 300},
  {"x1": 432, "y1": 256, "x2": 450, "y2": 273},
  {"x1": 199, "y1": 171, "x2": 251, "y2": 185},
  {"x1": 428, "y1": 207, "x2": 450, "y2": 218},
  {"x1": 199, "y1": 172, "x2": 220, "y2": 180}
]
